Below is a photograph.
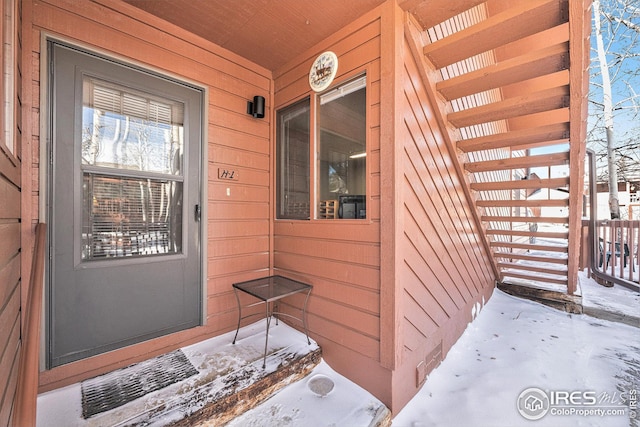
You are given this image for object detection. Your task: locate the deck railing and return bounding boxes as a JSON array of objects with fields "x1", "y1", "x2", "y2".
[
  {"x1": 588, "y1": 219, "x2": 639, "y2": 289},
  {"x1": 12, "y1": 223, "x2": 46, "y2": 427}
]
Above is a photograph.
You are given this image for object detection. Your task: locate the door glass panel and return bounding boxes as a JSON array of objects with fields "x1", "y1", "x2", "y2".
[
  {"x1": 81, "y1": 174, "x2": 183, "y2": 260},
  {"x1": 81, "y1": 76, "x2": 185, "y2": 261}
]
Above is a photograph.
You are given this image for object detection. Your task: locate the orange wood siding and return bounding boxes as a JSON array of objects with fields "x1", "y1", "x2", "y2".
[
  {"x1": 0, "y1": 221, "x2": 21, "y2": 427},
  {"x1": 272, "y1": 9, "x2": 388, "y2": 400},
  {"x1": 25, "y1": 0, "x2": 273, "y2": 391},
  {"x1": 392, "y1": 23, "x2": 496, "y2": 411},
  {"x1": 0, "y1": 0, "x2": 22, "y2": 424}
]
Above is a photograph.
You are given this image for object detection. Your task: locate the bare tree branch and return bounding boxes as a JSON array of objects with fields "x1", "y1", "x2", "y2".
[{"x1": 604, "y1": 13, "x2": 640, "y2": 33}]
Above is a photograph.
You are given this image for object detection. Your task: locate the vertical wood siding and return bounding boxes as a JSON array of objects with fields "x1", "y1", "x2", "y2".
[
  {"x1": 0, "y1": 0, "x2": 22, "y2": 423},
  {"x1": 26, "y1": 0, "x2": 273, "y2": 391},
  {"x1": 272, "y1": 12, "x2": 385, "y2": 385}
]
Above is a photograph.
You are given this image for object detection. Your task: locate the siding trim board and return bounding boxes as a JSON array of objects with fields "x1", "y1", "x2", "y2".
[{"x1": 378, "y1": 0, "x2": 404, "y2": 372}]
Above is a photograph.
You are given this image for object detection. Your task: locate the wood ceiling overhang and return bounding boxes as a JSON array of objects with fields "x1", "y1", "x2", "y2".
[{"x1": 122, "y1": 0, "x2": 387, "y2": 72}]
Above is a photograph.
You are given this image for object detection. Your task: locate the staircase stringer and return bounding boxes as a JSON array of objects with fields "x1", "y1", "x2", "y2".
[{"x1": 404, "y1": 15, "x2": 500, "y2": 281}]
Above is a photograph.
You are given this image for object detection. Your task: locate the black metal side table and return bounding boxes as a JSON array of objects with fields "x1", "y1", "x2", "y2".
[{"x1": 231, "y1": 275, "x2": 312, "y2": 368}]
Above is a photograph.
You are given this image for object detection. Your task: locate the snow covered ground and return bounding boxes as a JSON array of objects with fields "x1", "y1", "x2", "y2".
[
  {"x1": 226, "y1": 360, "x2": 389, "y2": 427},
  {"x1": 392, "y1": 275, "x2": 639, "y2": 427}
]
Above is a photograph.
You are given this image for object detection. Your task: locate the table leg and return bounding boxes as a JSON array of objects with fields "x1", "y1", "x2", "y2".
[
  {"x1": 232, "y1": 287, "x2": 242, "y2": 345},
  {"x1": 302, "y1": 288, "x2": 311, "y2": 345},
  {"x1": 263, "y1": 301, "x2": 271, "y2": 368},
  {"x1": 274, "y1": 301, "x2": 279, "y2": 326}
]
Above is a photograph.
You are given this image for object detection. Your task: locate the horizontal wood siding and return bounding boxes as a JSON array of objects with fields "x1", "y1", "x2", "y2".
[
  {"x1": 273, "y1": 12, "x2": 384, "y2": 378},
  {"x1": 0, "y1": 0, "x2": 22, "y2": 423},
  {"x1": 0, "y1": 174, "x2": 21, "y2": 427},
  {"x1": 0, "y1": 224, "x2": 20, "y2": 427},
  {"x1": 393, "y1": 29, "x2": 495, "y2": 409},
  {"x1": 28, "y1": 0, "x2": 273, "y2": 391}
]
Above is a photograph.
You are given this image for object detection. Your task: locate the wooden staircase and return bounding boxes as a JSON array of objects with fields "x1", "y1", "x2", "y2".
[{"x1": 402, "y1": 0, "x2": 590, "y2": 294}]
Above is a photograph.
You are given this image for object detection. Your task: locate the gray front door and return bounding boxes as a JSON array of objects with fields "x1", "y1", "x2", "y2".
[{"x1": 48, "y1": 43, "x2": 203, "y2": 367}]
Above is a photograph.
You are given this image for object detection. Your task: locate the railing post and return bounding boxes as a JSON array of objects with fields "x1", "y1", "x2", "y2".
[{"x1": 13, "y1": 223, "x2": 47, "y2": 427}]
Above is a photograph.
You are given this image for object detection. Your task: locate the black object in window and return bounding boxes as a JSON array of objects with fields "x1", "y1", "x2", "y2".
[{"x1": 339, "y1": 195, "x2": 366, "y2": 219}]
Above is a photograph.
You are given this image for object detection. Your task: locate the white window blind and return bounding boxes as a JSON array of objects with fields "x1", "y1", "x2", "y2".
[
  {"x1": 319, "y1": 75, "x2": 366, "y2": 105},
  {"x1": 85, "y1": 78, "x2": 184, "y2": 126},
  {"x1": 81, "y1": 174, "x2": 183, "y2": 260},
  {"x1": 81, "y1": 76, "x2": 185, "y2": 175}
]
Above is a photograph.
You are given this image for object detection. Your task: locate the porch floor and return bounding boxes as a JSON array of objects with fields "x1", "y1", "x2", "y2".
[
  {"x1": 499, "y1": 270, "x2": 640, "y2": 326},
  {"x1": 36, "y1": 321, "x2": 390, "y2": 426}
]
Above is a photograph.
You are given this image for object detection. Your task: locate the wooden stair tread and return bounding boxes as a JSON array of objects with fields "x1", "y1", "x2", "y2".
[
  {"x1": 457, "y1": 122, "x2": 569, "y2": 152},
  {"x1": 482, "y1": 215, "x2": 569, "y2": 224},
  {"x1": 497, "y1": 262, "x2": 568, "y2": 277},
  {"x1": 500, "y1": 270, "x2": 568, "y2": 286},
  {"x1": 476, "y1": 199, "x2": 569, "y2": 208},
  {"x1": 465, "y1": 151, "x2": 569, "y2": 173},
  {"x1": 493, "y1": 251, "x2": 568, "y2": 265},
  {"x1": 489, "y1": 241, "x2": 568, "y2": 252},
  {"x1": 486, "y1": 229, "x2": 569, "y2": 239},
  {"x1": 423, "y1": 0, "x2": 568, "y2": 68},
  {"x1": 471, "y1": 177, "x2": 569, "y2": 192},
  {"x1": 437, "y1": 42, "x2": 569, "y2": 101},
  {"x1": 448, "y1": 85, "x2": 570, "y2": 128}
]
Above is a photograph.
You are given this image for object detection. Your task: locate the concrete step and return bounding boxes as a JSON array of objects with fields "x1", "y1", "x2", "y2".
[{"x1": 37, "y1": 321, "x2": 390, "y2": 427}]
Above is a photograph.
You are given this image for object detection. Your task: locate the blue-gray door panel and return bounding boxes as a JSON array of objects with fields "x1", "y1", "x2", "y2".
[{"x1": 49, "y1": 43, "x2": 202, "y2": 367}]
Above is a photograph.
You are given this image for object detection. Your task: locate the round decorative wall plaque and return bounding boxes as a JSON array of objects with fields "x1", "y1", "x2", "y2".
[{"x1": 309, "y1": 51, "x2": 338, "y2": 92}]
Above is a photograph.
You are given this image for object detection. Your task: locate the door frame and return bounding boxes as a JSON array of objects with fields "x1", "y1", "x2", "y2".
[{"x1": 39, "y1": 35, "x2": 209, "y2": 369}]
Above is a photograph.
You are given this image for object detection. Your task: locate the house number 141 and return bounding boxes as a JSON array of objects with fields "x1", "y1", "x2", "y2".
[{"x1": 218, "y1": 169, "x2": 238, "y2": 181}]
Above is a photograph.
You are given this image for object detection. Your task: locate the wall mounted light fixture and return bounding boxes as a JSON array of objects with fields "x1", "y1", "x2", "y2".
[{"x1": 247, "y1": 95, "x2": 265, "y2": 118}]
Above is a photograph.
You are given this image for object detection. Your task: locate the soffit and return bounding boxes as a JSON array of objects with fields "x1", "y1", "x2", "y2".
[{"x1": 122, "y1": 0, "x2": 387, "y2": 72}]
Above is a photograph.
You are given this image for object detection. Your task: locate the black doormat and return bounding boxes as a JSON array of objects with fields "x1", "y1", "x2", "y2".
[{"x1": 81, "y1": 349, "x2": 199, "y2": 418}]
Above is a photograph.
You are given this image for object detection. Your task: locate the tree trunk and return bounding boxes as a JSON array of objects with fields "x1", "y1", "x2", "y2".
[{"x1": 593, "y1": 0, "x2": 620, "y2": 219}]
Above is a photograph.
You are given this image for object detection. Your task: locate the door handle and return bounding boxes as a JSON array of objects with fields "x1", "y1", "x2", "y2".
[{"x1": 194, "y1": 204, "x2": 201, "y2": 222}]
